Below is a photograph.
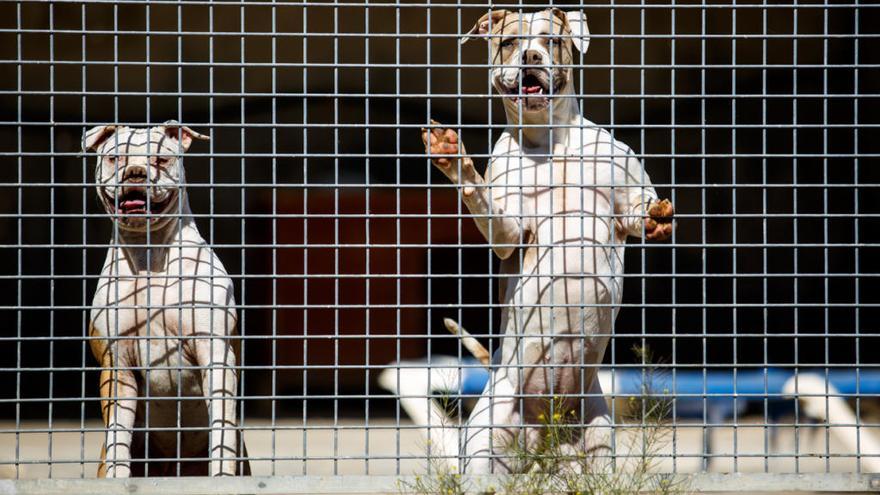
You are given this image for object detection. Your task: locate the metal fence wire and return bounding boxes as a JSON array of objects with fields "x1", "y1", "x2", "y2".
[{"x1": 0, "y1": 0, "x2": 878, "y2": 493}]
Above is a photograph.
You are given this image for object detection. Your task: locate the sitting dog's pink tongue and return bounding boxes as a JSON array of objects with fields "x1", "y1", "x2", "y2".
[
  {"x1": 523, "y1": 85, "x2": 542, "y2": 94},
  {"x1": 122, "y1": 199, "x2": 146, "y2": 211}
]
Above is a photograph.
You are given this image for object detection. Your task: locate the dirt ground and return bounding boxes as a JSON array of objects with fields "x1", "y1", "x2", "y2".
[{"x1": 0, "y1": 416, "x2": 876, "y2": 480}]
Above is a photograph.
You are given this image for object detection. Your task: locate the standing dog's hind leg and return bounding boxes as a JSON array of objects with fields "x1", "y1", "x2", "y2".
[
  {"x1": 581, "y1": 378, "x2": 613, "y2": 473},
  {"x1": 461, "y1": 371, "x2": 518, "y2": 474}
]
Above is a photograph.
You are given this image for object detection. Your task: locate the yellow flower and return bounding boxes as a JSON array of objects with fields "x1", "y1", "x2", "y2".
[
  {"x1": 538, "y1": 413, "x2": 546, "y2": 422},
  {"x1": 552, "y1": 412, "x2": 562, "y2": 422}
]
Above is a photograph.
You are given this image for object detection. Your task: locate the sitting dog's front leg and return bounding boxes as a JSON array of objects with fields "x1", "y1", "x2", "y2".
[
  {"x1": 97, "y1": 366, "x2": 138, "y2": 478},
  {"x1": 421, "y1": 121, "x2": 523, "y2": 259},
  {"x1": 198, "y1": 331, "x2": 241, "y2": 476}
]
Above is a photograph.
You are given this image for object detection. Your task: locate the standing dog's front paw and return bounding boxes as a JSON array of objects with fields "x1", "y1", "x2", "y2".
[
  {"x1": 421, "y1": 120, "x2": 465, "y2": 172},
  {"x1": 645, "y1": 199, "x2": 675, "y2": 241},
  {"x1": 421, "y1": 120, "x2": 483, "y2": 196}
]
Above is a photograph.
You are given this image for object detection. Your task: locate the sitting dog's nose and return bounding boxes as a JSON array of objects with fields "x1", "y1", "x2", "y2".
[
  {"x1": 522, "y1": 49, "x2": 543, "y2": 66},
  {"x1": 122, "y1": 166, "x2": 149, "y2": 184}
]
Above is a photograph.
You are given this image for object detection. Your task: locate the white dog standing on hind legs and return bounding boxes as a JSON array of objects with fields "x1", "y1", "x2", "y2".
[
  {"x1": 84, "y1": 121, "x2": 250, "y2": 477},
  {"x1": 421, "y1": 8, "x2": 674, "y2": 474}
]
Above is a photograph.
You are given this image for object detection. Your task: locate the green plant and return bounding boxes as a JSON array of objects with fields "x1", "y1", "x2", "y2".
[{"x1": 398, "y1": 466, "x2": 471, "y2": 495}]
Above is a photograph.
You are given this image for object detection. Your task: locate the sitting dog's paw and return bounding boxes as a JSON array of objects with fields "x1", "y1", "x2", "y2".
[
  {"x1": 421, "y1": 120, "x2": 461, "y2": 169},
  {"x1": 645, "y1": 198, "x2": 675, "y2": 241}
]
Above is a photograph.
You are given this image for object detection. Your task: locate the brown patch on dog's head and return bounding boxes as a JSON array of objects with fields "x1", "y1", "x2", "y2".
[
  {"x1": 462, "y1": 10, "x2": 514, "y2": 42},
  {"x1": 463, "y1": 9, "x2": 528, "y2": 67}
]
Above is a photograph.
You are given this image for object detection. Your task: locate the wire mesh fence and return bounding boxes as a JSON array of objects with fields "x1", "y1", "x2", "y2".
[{"x1": 0, "y1": 0, "x2": 877, "y2": 492}]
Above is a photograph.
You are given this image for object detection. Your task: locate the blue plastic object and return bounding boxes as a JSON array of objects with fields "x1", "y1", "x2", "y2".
[
  {"x1": 610, "y1": 368, "x2": 880, "y2": 397},
  {"x1": 452, "y1": 364, "x2": 880, "y2": 420},
  {"x1": 461, "y1": 361, "x2": 490, "y2": 395}
]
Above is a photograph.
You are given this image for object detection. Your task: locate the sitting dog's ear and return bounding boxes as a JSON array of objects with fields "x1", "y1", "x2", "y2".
[
  {"x1": 82, "y1": 125, "x2": 117, "y2": 153},
  {"x1": 462, "y1": 10, "x2": 510, "y2": 45},
  {"x1": 563, "y1": 10, "x2": 590, "y2": 53},
  {"x1": 161, "y1": 120, "x2": 210, "y2": 153}
]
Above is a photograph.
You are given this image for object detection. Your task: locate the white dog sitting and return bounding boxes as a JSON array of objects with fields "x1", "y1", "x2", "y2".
[
  {"x1": 84, "y1": 122, "x2": 250, "y2": 477},
  {"x1": 421, "y1": 9, "x2": 674, "y2": 473}
]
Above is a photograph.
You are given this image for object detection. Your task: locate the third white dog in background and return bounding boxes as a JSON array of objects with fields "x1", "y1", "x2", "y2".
[{"x1": 421, "y1": 8, "x2": 675, "y2": 474}]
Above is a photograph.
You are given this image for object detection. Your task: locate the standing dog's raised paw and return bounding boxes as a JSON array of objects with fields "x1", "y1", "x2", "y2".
[
  {"x1": 421, "y1": 120, "x2": 461, "y2": 168},
  {"x1": 645, "y1": 198, "x2": 675, "y2": 241},
  {"x1": 421, "y1": 120, "x2": 479, "y2": 195}
]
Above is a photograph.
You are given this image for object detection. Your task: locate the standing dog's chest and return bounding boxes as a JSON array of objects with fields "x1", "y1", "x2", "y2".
[{"x1": 491, "y1": 153, "x2": 617, "y2": 245}]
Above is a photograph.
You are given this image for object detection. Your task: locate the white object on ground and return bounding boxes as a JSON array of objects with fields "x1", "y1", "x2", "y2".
[
  {"x1": 783, "y1": 373, "x2": 880, "y2": 473},
  {"x1": 377, "y1": 357, "x2": 465, "y2": 464}
]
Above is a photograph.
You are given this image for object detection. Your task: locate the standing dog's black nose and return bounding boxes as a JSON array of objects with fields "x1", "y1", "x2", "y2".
[{"x1": 522, "y1": 49, "x2": 543, "y2": 65}]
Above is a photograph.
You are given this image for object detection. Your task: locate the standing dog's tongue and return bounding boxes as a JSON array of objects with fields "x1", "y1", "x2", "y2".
[{"x1": 523, "y1": 85, "x2": 542, "y2": 94}]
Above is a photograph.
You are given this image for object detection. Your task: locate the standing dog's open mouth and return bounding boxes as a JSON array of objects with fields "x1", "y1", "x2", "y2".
[{"x1": 500, "y1": 69, "x2": 565, "y2": 111}]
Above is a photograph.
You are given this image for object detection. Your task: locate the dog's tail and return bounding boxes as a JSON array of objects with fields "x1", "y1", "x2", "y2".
[{"x1": 443, "y1": 318, "x2": 490, "y2": 367}]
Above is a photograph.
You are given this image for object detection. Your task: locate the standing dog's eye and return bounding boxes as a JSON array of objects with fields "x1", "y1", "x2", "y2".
[
  {"x1": 543, "y1": 34, "x2": 563, "y2": 46},
  {"x1": 499, "y1": 38, "x2": 517, "y2": 49},
  {"x1": 156, "y1": 156, "x2": 171, "y2": 166}
]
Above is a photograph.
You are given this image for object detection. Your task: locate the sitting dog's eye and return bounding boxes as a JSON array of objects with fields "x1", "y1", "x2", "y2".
[
  {"x1": 156, "y1": 156, "x2": 171, "y2": 166},
  {"x1": 499, "y1": 38, "x2": 516, "y2": 49}
]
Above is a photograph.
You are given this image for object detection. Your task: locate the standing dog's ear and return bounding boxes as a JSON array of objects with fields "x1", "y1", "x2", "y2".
[
  {"x1": 462, "y1": 9, "x2": 510, "y2": 45},
  {"x1": 82, "y1": 125, "x2": 118, "y2": 153},
  {"x1": 563, "y1": 11, "x2": 590, "y2": 53},
  {"x1": 161, "y1": 120, "x2": 210, "y2": 153}
]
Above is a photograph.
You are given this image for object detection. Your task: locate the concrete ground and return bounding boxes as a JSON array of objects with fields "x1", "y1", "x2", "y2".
[{"x1": 0, "y1": 417, "x2": 877, "y2": 480}]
